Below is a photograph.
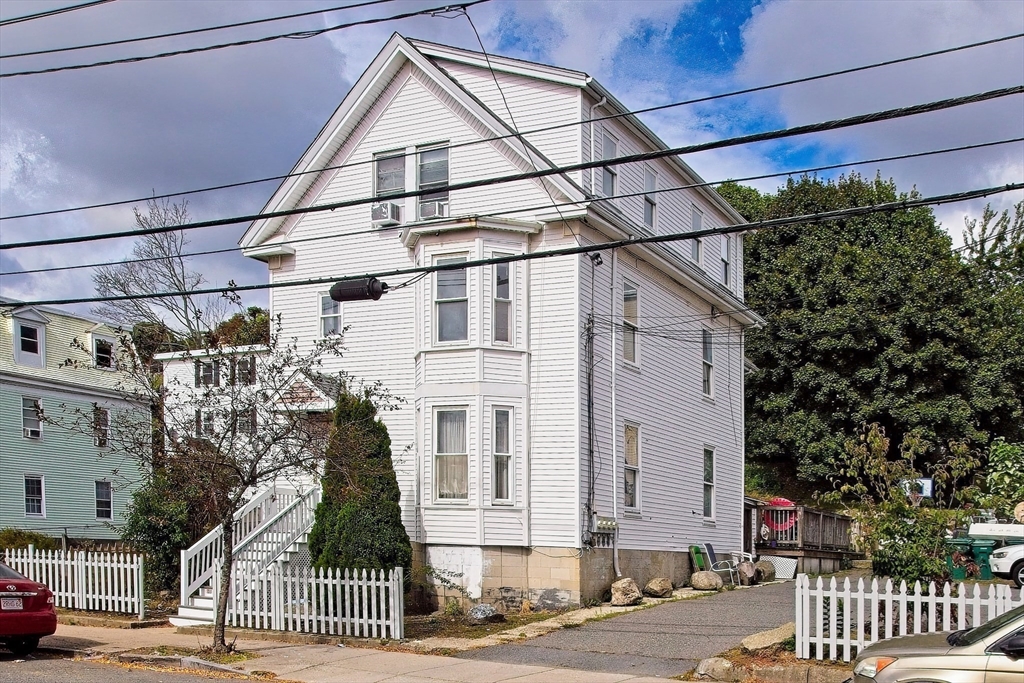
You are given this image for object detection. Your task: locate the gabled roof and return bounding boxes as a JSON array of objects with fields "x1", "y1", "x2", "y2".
[
  {"x1": 239, "y1": 33, "x2": 585, "y2": 252},
  {"x1": 9, "y1": 305, "x2": 51, "y2": 324}
]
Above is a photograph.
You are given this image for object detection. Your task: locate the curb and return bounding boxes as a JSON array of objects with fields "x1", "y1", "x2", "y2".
[
  {"x1": 695, "y1": 656, "x2": 850, "y2": 683},
  {"x1": 115, "y1": 652, "x2": 241, "y2": 673},
  {"x1": 58, "y1": 614, "x2": 169, "y2": 629},
  {"x1": 175, "y1": 625, "x2": 352, "y2": 646}
]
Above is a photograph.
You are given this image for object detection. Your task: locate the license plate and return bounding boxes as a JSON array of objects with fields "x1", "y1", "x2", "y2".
[{"x1": 1, "y1": 597, "x2": 23, "y2": 610}]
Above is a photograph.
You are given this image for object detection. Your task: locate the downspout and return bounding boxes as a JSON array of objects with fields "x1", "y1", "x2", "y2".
[
  {"x1": 610, "y1": 249, "x2": 621, "y2": 578},
  {"x1": 589, "y1": 95, "x2": 607, "y2": 194}
]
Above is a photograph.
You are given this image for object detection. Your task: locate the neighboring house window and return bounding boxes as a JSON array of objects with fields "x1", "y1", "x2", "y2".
[
  {"x1": 94, "y1": 407, "x2": 110, "y2": 447},
  {"x1": 435, "y1": 256, "x2": 468, "y2": 343},
  {"x1": 320, "y1": 294, "x2": 342, "y2": 337},
  {"x1": 14, "y1": 321, "x2": 44, "y2": 368},
  {"x1": 690, "y1": 206, "x2": 703, "y2": 264},
  {"x1": 231, "y1": 356, "x2": 256, "y2": 385},
  {"x1": 24, "y1": 476, "x2": 44, "y2": 516},
  {"x1": 623, "y1": 281, "x2": 638, "y2": 364},
  {"x1": 195, "y1": 359, "x2": 219, "y2": 387},
  {"x1": 233, "y1": 408, "x2": 257, "y2": 435},
  {"x1": 418, "y1": 145, "x2": 449, "y2": 219},
  {"x1": 601, "y1": 132, "x2": 617, "y2": 197},
  {"x1": 94, "y1": 337, "x2": 115, "y2": 369},
  {"x1": 375, "y1": 151, "x2": 405, "y2": 196},
  {"x1": 720, "y1": 235, "x2": 731, "y2": 286},
  {"x1": 95, "y1": 481, "x2": 113, "y2": 520},
  {"x1": 643, "y1": 166, "x2": 657, "y2": 227},
  {"x1": 22, "y1": 397, "x2": 41, "y2": 439},
  {"x1": 195, "y1": 410, "x2": 216, "y2": 438},
  {"x1": 703, "y1": 447, "x2": 715, "y2": 519},
  {"x1": 436, "y1": 409, "x2": 468, "y2": 500},
  {"x1": 702, "y1": 329, "x2": 714, "y2": 397},
  {"x1": 624, "y1": 424, "x2": 640, "y2": 509},
  {"x1": 493, "y1": 407, "x2": 512, "y2": 503},
  {"x1": 493, "y1": 258, "x2": 512, "y2": 344}
]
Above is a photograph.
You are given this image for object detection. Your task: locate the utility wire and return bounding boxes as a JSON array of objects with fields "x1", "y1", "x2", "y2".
[
  {"x1": 4, "y1": 31, "x2": 1020, "y2": 221},
  {"x1": 3, "y1": 85, "x2": 1019, "y2": 251},
  {"x1": 2, "y1": 136, "x2": 1018, "y2": 277},
  {"x1": 0, "y1": 0, "x2": 114, "y2": 27},
  {"x1": 7, "y1": 182, "x2": 1021, "y2": 307},
  {"x1": 0, "y1": 0, "x2": 399, "y2": 58},
  {"x1": 0, "y1": 0, "x2": 492, "y2": 78}
]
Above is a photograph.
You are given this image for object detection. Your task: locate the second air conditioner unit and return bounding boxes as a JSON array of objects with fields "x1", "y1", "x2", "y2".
[
  {"x1": 371, "y1": 202, "x2": 401, "y2": 227},
  {"x1": 419, "y1": 201, "x2": 448, "y2": 220}
]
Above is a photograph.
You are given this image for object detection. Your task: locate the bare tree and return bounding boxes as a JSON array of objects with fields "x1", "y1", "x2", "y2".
[{"x1": 92, "y1": 199, "x2": 229, "y2": 347}]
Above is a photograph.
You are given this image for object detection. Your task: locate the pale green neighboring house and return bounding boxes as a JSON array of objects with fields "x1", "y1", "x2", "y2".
[{"x1": 0, "y1": 298, "x2": 149, "y2": 541}]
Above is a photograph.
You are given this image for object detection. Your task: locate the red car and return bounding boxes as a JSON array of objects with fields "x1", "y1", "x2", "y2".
[{"x1": 0, "y1": 561, "x2": 56, "y2": 656}]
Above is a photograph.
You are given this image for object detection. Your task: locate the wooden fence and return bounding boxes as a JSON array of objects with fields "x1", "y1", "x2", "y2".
[
  {"x1": 795, "y1": 574, "x2": 1023, "y2": 661},
  {"x1": 220, "y1": 561, "x2": 403, "y2": 639},
  {"x1": 3, "y1": 545, "x2": 145, "y2": 619}
]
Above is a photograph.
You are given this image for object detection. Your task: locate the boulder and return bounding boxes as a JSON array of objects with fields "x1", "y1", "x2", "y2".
[
  {"x1": 737, "y1": 561, "x2": 758, "y2": 586},
  {"x1": 610, "y1": 578, "x2": 643, "y2": 606},
  {"x1": 466, "y1": 603, "x2": 506, "y2": 625},
  {"x1": 754, "y1": 560, "x2": 776, "y2": 583},
  {"x1": 695, "y1": 656, "x2": 738, "y2": 681},
  {"x1": 643, "y1": 577, "x2": 673, "y2": 598},
  {"x1": 740, "y1": 622, "x2": 796, "y2": 653},
  {"x1": 690, "y1": 571, "x2": 724, "y2": 591}
]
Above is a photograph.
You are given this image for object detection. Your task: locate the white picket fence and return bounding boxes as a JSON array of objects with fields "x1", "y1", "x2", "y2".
[
  {"x1": 220, "y1": 560, "x2": 403, "y2": 639},
  {"x1": 3, "y1": 545, "x2": 145, "y2": 620},
  {"x1": 796, "y1": 574, "x2": 1024, "y2": 661}
]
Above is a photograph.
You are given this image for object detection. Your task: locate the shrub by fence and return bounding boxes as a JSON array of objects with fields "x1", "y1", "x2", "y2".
[
  {"x1": 3, "y1": 545, "x2": 145, "y2": 620},
  {"x1": 796, "y1": 574, "x2": 1023, "y2": 661}
]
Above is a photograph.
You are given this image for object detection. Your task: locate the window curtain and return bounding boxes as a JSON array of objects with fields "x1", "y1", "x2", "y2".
[{"x1": 436, "y1": 410, "x2": 467, "y2": 499}]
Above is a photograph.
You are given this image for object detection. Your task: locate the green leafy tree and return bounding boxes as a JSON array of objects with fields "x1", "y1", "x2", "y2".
[
  {"x1": 980, "y1": 438, "x2": 1024, "y2": 516},
  {"x1": 308, "y1": 388, "x2": 411, "y2": 572}
]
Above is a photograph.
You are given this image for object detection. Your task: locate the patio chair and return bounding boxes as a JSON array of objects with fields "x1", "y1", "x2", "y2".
[
  {"x1": 688, "y1": 545, "x2": 708, "y2": 573},
  {"x1": 703, "y1": 543, "x2": 739, "y2": 585}
]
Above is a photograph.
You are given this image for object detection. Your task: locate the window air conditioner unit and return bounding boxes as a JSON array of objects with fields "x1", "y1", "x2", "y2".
[
  {"x1": 371, "y1": 202, "x2": 401, "y2": 227},
  {"x1": 24, "y1": 428, "x2": 40, "y2": 439},
  {"x1": 419, "y1": 201, "x2": 448, "y2": 220}
]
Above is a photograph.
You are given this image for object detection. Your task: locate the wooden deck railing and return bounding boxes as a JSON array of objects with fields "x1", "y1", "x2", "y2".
[{"x1": 757, "y1": 505, "x2": 852, "y2": 551}]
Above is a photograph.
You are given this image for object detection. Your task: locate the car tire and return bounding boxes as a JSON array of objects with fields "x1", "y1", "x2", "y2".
[
  {"x1": 1012, "y1": 559, "x2": 1024, "y2": 589},
  {"x1": 7, "y1": 637, "x2": 39, "y2": 657}
]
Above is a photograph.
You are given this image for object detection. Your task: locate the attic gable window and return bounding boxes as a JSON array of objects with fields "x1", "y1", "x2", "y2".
[
  {"x1": 94, "y1": 337, "x2": 115, "y2": 369},
  {"x1": 375, "y1": 152, "x2": 405, "y2": 196},
  {"x1": 14, "y1": 320, "x2": 45, "y2": 368},
  {"x1": 418, "y1": 145, "x2": 449, "y2": 219}
]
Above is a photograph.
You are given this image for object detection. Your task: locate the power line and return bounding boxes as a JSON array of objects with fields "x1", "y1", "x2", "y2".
[
  {"x1": 4, "y1": 31, "x2": 1020, "y2": 221},
  {"x1": 2, "y1": 136, "x2": 1019, "y2": 277},
  {"x1": 7, "y1": 182, "x2": 1021, "y2": 307},
  {"x1": 0, "y1": 0, "x2": 114, "y2": 27},
  {"x1": 0, "y1": 0, "x2": 491, "y2": 78},
  {"x1": 0, "y1": 0, "x2": 400, "y2": 58},
  {"x1": 3, "y1": 84, "x2": 1020, "y2": 251}
]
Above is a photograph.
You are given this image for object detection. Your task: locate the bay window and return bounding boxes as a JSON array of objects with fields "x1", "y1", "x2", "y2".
[
  {"x1": 435, "y1": 256, "x2": 468, "y2": 343},
  {"x1": 493, "y1": 408, "x2": 512, "y2": 503},
  {"x1": 436, "y1": 409, "x2": 468, "y2": 500},
  {"x1": 493, "y1": 258, "x2": 512, "y2": 344}
]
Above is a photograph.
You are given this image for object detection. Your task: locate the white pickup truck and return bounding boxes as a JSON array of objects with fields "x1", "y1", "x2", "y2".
[{"x1": 990, "y1": 544, "x2": 1024, "y2": 587}]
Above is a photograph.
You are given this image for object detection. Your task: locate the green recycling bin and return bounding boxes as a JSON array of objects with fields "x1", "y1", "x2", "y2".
[
  {"x1": 945, "y1": 538, "x2": 973, "y2": 580},
  {"x1": 971, "y1": 539, "x2": 996, "y2": 580}
]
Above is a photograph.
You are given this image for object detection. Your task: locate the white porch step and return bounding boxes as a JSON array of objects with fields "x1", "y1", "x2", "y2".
[
  {"x1": 190, "y1": 596, "x2": 214, "y2": 609},
  {"x1": 169, "y1": 614, "x2": 214, "y2": 628},
  {"x1": 173, "y1": 605, "x2": 214, "y2": 621}
]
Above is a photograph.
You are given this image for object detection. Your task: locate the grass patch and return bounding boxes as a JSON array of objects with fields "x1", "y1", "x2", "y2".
[{"x1": 403, "y1": 609, "x2": 562, "y2": 640}]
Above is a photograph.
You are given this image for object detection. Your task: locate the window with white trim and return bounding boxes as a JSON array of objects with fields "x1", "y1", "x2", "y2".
[
  {"x1": 703, "y1": 446, "x2": 715, "y2": 519},
  {"x1": 195, "y1": 410, "x2": 216, "y2": 438},
  {"x1": 624, "y1": 423, "x2": 640, "y2": 509},
  {"x1": 230, "y1": 356, "x2": 257, "y2": 385},
  {"x1": 623, "y1": 281, "x2": 638, "y2": 364},
  {"x1": 233, "y1": 408, "x2": 257, "y2": 435},
  {"x1": 601, "y1": 131, "x2": 617, "y2": 197},
  {"x1": 493, "y1": 258, "x2": 512, "y2": 344},
  {"x1": 689, "y1": 206, "x2": 703, "y2": 264},
  {"x1": 720, "y1": 235, "x2": 731, "y2": 286},
  {"x1": 25, "y1": 476, "x2": 44, "y2": 516},
  {"x1": 374, "y1": 151, "x2": 405, "y2": 197},
  {"x1": 435, "y1": 256, "x2": 468, "y2": 343},
  {"x1": 94, "y1": 406, "x2": 110, "y2": 447},
  {"x1": 95, "y1": 480, "x2": 113, "y2": 520},
  {"x1": 436, "y1": 409, "x2": 468, "y2": 500},
  {"x1": 492, "y1": 407, "x2": 512, "y2": 503},
  {"x1": 702, "y1": 329, "x2": 714, "y2": 397},
  {"x1": 643, "y1": 166, "x2": 657, "y2": 227},
  {"x1": 418, "y1": 145, "x2": 449, "y2": 219},
  {"x1": 14, "y1": 321, "x2": 44, "y2": 368},
  {"x1": 94, "y1": 336, "x2": 115, "y2": 369},
  {"x1": 22, "y1": 397, "x2": 41, "y2": 439},
  {"x1": 195, "y1": 359, "x2": 219, "y2": 387},
  {"x1": 320, "y1": 294, "x2": 342, "y2": 337}
]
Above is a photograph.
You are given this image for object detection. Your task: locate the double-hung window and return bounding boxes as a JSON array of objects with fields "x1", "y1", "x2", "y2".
[
  {"x1": 623, "y1": 281, "x2": 638, "y2": 364},
  {"x1": 22, "y1": 397, "x2": 41, "y2": 439},
  {"x1": 418, "y1": 146, "x2": 449, "y2": 219},
  {"x1": 624, "y1": 424, "x2": 640, "y2": 510},
  {"x1": 195, "y1": 359, "x2": 219, "y2": 387},
  {"x1": 435, "y1": 256, "x2": 468, "y2": 343},
  {"x1": 493, "y1": 258, "x2": 512, "y2": 344},
  {"x1": 601, "y1": 132, "x2": 617, "y2": 197},
  {"x1": 375, "y1": 152, "x2": 405, "y2": 197},
  {"x1": 94, "y1": 407, "x2": 110, "y2": 447},
  {"x1": 95, "y1": 481, "x2": 113, "y2": 520},
  {"x1": 14, "y1": 321, "x2": 44, "y2": 367},
  {"x1": 689, "y1": 206, "x2": 703, "y2": 264},
  {"x1": 320, "y1": 294, "x2": 342, "y2": 337},
  {"x1": 24, "y1": 476, "x2": 44, "y2": 516},
  {"x1": 436, "y1": 409, "x2": 468, "y2": 500},
  {"x1": 195, "y1": 410, "x2": 216, "y2": 438},
  {"x1": 233, "y1": 408, "x2": 257, "y2": 435},
  {"x1": 720, "y1": 235, "x2": 731, "y2": 287},
  {"x1": 94, "y1": 337, "x2": 115, "y2": 369},
  {"x1": 231, "y1": 356, "x2": 256, "y2": 385},
  {"x1": 492, "y1": 408, "x2": 512, "y2": 504},
  {"x1": 643, "y1": 166, "x2": 657, "y2": 227},
  {"x1": 702, "y1": 329, "x2": 714, "y2": 397},
  {"x1": 703, "y1": 447, "x2": 715, "y2": 519}
]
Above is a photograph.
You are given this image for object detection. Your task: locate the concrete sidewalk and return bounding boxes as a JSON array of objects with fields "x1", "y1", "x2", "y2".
[{"x1": 39, "y1": 625, "x2": 675, "y2": 682}]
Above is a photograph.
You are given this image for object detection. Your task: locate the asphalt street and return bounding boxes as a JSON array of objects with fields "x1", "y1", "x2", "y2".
[
  {"x1": 458, "y1": 581, "x2": 796, "y2": 678},
  {"x1": 0, "y1": 655, "x2": 224, "y2": 683}
]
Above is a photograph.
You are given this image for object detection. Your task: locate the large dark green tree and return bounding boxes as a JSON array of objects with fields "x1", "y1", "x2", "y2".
[
  {"x1": 308, "y1": 389, "x2": 411, "y2": 571},
  {"x1": 718, "y1": 174, "x2": 1023, "y2": 483}
]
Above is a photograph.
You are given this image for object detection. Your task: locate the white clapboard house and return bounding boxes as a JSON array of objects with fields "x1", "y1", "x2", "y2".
[{"x1": 170, "y1": 34, "x2": 763, "y2": 621}]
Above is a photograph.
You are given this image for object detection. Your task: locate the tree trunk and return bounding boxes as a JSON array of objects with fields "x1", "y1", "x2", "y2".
[{"x1": 212, "y1": 516, "x2": 234, "y2": 652}]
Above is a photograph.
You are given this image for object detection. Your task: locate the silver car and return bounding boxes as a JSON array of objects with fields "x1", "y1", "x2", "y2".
[{"x1": 849, "y1": 603, "x2": 1024, "y2": 683}]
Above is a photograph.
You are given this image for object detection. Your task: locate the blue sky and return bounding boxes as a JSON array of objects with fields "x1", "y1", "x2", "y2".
[{"x1": 1, "y1": 0, "x2": 1021, "y2": 315}]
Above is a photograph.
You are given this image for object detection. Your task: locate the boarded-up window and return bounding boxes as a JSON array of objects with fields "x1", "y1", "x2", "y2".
[{"x1": 624, "y1": 424, "x2": 639, "y2": 509}]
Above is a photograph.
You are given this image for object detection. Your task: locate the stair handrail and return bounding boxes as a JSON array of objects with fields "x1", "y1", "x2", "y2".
[{"x1": 231, "y1": 486, "x2": 321, "y2": 569}]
